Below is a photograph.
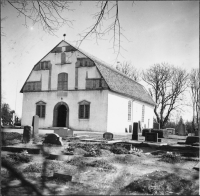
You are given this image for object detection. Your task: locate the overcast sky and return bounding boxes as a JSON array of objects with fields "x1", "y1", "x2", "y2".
[{"x1": 2, "y1": 1, "x2": 199, "y2": 121}]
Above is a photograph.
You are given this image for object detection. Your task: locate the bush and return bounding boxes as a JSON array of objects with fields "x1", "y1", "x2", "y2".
[
  {"x1": 23, "y1": 163, "x2": 43, "y2": 173},
  {"x1": 122, "y1": 171, "x2": 193, "y2": 195},
  {"x1": 160, "y1": 152, "x2": 182, "y2": 163},
  {"x1": 7, "y1": 151, "x2": 33, "y2": 164},
  {"x1": 110, "y1": 145, "x2": 129, "y2": 154}
]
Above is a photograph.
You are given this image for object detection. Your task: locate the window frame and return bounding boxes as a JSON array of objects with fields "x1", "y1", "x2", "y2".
[
  {"x1": 78, "y1": 100, "x2": 90, "y2": 119},
  {"x1": 57, "y1": 72, "x2": 68, "y2": 91},
  {"x1": 142, "y1": 105, "x2": 145, "y2": 122},
  {"x1": 36, "y1": 101, "x2": 46, "y2": 118},
  {"x1": 128, "y1": 100, "x2": 132, "y2": 121}
]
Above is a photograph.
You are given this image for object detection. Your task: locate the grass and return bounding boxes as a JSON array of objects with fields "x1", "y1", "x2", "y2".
[
  {"x1": 121, "y1": 170, "x2": 194, "y2": 195},
  {"x1": 160, "y1": 152, "x2": 182, "y2": 163},
  {"x1": 2, "y1": 151, "x2": 33, "y2": 165}
]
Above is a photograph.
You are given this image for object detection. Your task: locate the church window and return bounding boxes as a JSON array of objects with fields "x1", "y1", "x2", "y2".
[
  {"x1": 36, "y1": 101, "x2": 46, "y2": 118},
  {"x1": 57, "y1": 73, "x2": 68, "y2": 90}
]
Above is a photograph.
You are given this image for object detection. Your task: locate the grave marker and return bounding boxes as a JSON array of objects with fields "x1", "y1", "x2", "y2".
[
  {"x1": 43, "y1": 133, "x2": 63, "y2": 146},
  {"x1": 145, "y1": 132, "x2": 158, "y2": 142},
  {"x1": 103, "y1": 132, "x2": 113, "y2": 140},
  {"x1": 54, "y1": 128, "x2": 73, "y2": 137},
  {"x1": 129, "y1": 125, "x2": 132, "y2": 133},
  {"x1": 53, "y1": 173, "x2": 72, "y2": 181},
  {"x1": 142, "y1": 128, "x2": 151, "y2": 136},
  {"x1": 185, "y1": 136, "x2": 199, "y2": 145},
  {"x1": 32, "y1": 115, "x2": 39, "y2": 139},
  {"x1": 153, "y1": 122, "x2": 160, "y2": 129},
  {"x1": 132, "y1": 122, "x2": 139, "y2": 140},
  {"x1": 138, "y1": 121, "x2": 142, "y2": 133},
  {"x1": 22, "y1": 126, "x2": 32, "y2": 143},
  {"x1": 178, "y1": 122, "x2": 186, "y2": 136}
]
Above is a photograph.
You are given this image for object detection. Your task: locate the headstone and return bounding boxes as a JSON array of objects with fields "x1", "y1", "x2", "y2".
[
  {"x1": 132, "y1": 122, "x2": 139, "y2": 140},
  {"x1": 185, "y1": 136, "x2": 199, "y2": 145},
  {"x1": 145, "y1": 132, "x2": 158, "y2": 142},
  {"x1": 178, "y1": 122, "x2": 186, "y2": 136},
  {"x1": 138, "y1": 121, "x2": 142, "y2": 133},
  {"x1": 43, "y1": 133, "x2": 63, "y2": 146},
  {"x1": 142, "y1": 129, "x2": 151, "y2": 136},
  {"x1": 32, "y1": 115, "x2": 39, "y2": 139},
  {"x1": 153, "y1": 122, "x2": 160, "y2": 129},
  {"x1": 54, "y1": 128, "x2": 73, "y2": 137},
  {"x1": 22, "y1": 126, "x2": 32, "y2": 143},
  {"x1": 53, "y1": 173, "x2": 72, "y2": 181},
  {"x1": 151, "y1": 129, "x2": 168, "y2": 138},
  {"x1": 103, "y1": 132, "x2": 113, "y2": 140},
  {"x1": 129, "y1": 125, "x2": 132, "y2": 133},
  {"x1": 166, "y1": 128, "x2": 175, "y2": 135}
]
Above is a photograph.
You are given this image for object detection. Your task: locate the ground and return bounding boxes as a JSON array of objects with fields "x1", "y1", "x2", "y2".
[{"x1": 1, "y1": 131, "x2": 199, "y2": 195}]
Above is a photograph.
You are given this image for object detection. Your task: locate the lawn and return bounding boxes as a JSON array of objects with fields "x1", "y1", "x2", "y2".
[{"x1": 1, "y1": 131, "x2": 199, "y2": 195}]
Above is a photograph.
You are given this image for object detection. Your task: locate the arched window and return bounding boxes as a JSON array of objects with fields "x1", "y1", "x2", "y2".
[
  {"x1": 61, "y1": 52, "x2": 66, "y2": 64},
  {"x1": 36, "y1": 101, "x2": 46, "y2": 118},
  {"x1": 57, "y1": 73, "x2": 68, "y2": 90},
  {"x1": 78, "y1": 100, "x2": 90, "y2": 119}
]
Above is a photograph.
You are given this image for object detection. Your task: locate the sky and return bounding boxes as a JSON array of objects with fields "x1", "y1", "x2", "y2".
[{"x1": 1, "y1": 1, "x2": 199, "y2": 121}]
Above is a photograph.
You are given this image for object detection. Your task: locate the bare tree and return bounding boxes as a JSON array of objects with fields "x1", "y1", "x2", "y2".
[
  {"x1": 189, "y1": 68, "x2": 199, "y2": 131},
  {"x1": 1, "y1": 0, "x2": 74, "y2": 35},
  {"x1": 1, "y1": 1, "x2": 131, "y2": 56},
  {"x1": 116, "y1": 61, "x2": 140, "y2": 82},
  {"x1": 142, "y1": 63, "x2": 188, "y2": 128}
]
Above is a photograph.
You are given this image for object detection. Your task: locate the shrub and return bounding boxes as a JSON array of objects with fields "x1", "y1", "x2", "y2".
[
  {"x1": 23, "y1": 163, "x2": 43, "y2": 173},
  {"x1": 122, "y1": 171, "x2": 193, "y2": 195},
  {"x1": 160, "y1": 152, "x2": 182, "y2": 163},
  {"x1": 110, "y1": 145, "x2": 129, "y2": 154},
  {"x1": 8, "y1": 152, "x2": 33, "y2": 164}
]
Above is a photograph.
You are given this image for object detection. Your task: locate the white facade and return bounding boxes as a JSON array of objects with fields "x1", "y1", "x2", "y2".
[
  {"x1": 21, "y1": 40, "x2": 155, "y2": 134},
  {"x1": 107, "y1": 91, "x2": 154, "y2": 134}
]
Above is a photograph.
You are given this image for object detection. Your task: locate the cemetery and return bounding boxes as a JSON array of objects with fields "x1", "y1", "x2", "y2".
[{"x1": 1, "y1": 117, "x2": 199, "y2": 195}]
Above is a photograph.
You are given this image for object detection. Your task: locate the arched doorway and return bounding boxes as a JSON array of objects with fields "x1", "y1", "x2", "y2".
[{"x1": 53, "y1": 102, "x2": 69, "y2": 127}]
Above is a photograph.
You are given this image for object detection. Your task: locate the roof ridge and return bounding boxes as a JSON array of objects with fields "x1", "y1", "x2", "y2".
[{"x1": 62, "y1": 40, "x2": 144, "y2": 87}]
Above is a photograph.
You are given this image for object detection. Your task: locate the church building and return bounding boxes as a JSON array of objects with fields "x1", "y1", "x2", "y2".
[{"x1": 20, "y1": 40, "x2": 155, "y2": 134}]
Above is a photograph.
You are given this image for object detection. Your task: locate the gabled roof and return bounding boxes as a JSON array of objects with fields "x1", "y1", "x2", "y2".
[{"x1": 20, "y1": 40, "x2": 155, "y2": 106}]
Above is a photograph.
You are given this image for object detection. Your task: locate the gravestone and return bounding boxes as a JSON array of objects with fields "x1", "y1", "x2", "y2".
[
  {"x1": 153, "y1": 122, "x2": 160, "y2": 129},
  {"x1": 142, "y1": 128, "x2": 151, "y2": 136},
  {"x1": 145, "y1": 132, "x2": 158, "y2": 142},
  {"x1": 43, "y1": 133, "x2": 63, "y2": 146},
  {"x1": 178, "y1": 122, "x2": 186, "y2": 136},
  {"x1": 185, "y1": 136, "x2": 199, "y2": 145},
  {"x1": 138, "y1": 121, "x2": 142, "y2": 133},
  {"x1": 22, "y1": 126, "x2": 32, "y2": 143},
  {"x1": 132, "y1": 122, "x2": 139, "y2": 140},
  {"x1": 166, "y1": 128, "x2": 175, "y2": 135},
  {"x1": 129, "y1": 125, "x2": 132, "y2": 133},
  {"x1": 54, "y1": 128, "x2": 73, "y2": 137},
  {"x1": 151, "y1": 129, "x2": 168, "y2": 138},
  {"x1": 53, "y1": 173, "x2": 72, "y2": 181},
  {"x1": 103, "y1": 132, "x2": 113, "y2": 140},
  {"x1": 32, "y1": 115, "x2": 39, "y2": 139}
]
